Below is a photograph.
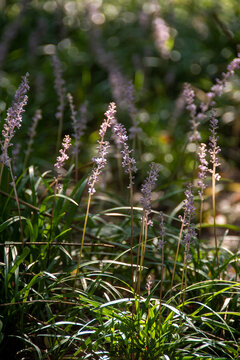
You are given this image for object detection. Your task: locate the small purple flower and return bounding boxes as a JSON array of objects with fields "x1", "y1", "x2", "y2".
[
  {"x1": 208, "y1": 110, "x2": 221, "y2": 181},
  {"x1": 140, "y1": 162, "x2": 161, "y2": 225},
  {"x1": 178, "y1": 184, "x2": 197, "y2": 263},
  {"x1": 126, "y1": 81, "x2": 142, "y2": 140},
  {"x1": 88, "y1": 103, "x2": 116, "y2": 196},
  {"x1": 109, "y1": 69, "x2": 130, "y2": 108},
  {"x1": 227, "y1": 54, "x2": 240, "y2": 76},
  {"x1": 198, "y1": 143, "x2": 208, "y2": 200},
  {"x1": 145, "y1": 274, "x2": 153, "y2": 294},
  {"x1": 88, "y1": 141, "x2": 110, "y2": 195},
  {"x1": 183, "y1": 83, "x2": 201, "y2": 142},
  {"x1": 126, "y1": 81, "x2": 137, "y2": 118},
  {"x1": 112, "y1": 122, "x2": 137, "y2": 181},
  {"x1": 25, "y1": 109, "x2": 42, "y2": 160},
  {"x1": 68, "y1": 93, "x2": 88, "y2": 155},
  {"x1": 1, "y1": 73, "x2": 29, "y2": 167},
  {"x1": 54, "y1": 135, "x2": 72, "y2": 171},
  {"x1": 183, "y1": 225, "x2": 197, "y2": 262},
  {"x1": 205, "y1": 53, "x2": 240, "y2": 110},
  {"x1": 179, "y1": 183, "x2": 195, "y2": 226},
  {"x1": 12, "y1": 143, "x2": 21, "y2": 173},
  {"x1": 158, "y1": 212, "x2": 165, "y2": 249},
  {"x1": 100, "y1": 102, "x2": 116, "y2": 137},
  {"x1": 196, "y1": 54, "x2": 240, "y2": 119},
  {"x1": 52, "y1": 54, "x2": 66, "y2": 121}
]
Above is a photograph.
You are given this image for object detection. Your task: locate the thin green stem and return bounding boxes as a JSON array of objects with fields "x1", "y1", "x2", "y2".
[
  {"x1": 198, "y1": 198, "x2": 204, "y2": 261},
  {"x1": 56, "y1": 112, "x2": 63, "y2": 153},
  {"x1": 137, "y1": 220, "x2": 148, "y2": 294},
  {"x1": 0, "y1": 163, "x2": 4, "y2": 186},
  {"x1": 74, "y1": 194, "x2": 91, "y2": 285},
  {"x1": 117, "y1": 152, "x2": 123, "y2": 191},
  {"x1": 212, "y1": 168, "x2": 220, "y2": 276},
  {"x1": 129, "y1": 175, "x2": 135, "y2": 360},
  {"x1": 47, "y1": 178, "x2": 58, "y2": 266},
  {"x1": 136, "y1": 217, "x2": 144, "y2": 292},
  {"x1": 159, "y1": 245, "x2": 164, "y2": 343},
  {"x1": 8, "y1": 163, "x2": 24, "y2": 249},
  {"x1": 180, "y1": 249, "x2": 187, "y2": 305},
  {"x1": 170, "y1": 218, "x2": 185, "y2": 298},
  {"x1": 75, "y1": 152, "x2": 78, "y2": 182},
  {"x1": 129, "y1": 174, "x2": 134, "y2": 291},
  {"x1": 183, "y1": 261, "x2": 188, "y2": 305}
]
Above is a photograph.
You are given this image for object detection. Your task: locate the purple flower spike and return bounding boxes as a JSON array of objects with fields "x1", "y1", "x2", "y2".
[
  {"x1": 88, "y1": 141, "x2": 110, "y2": 195},
  {"x1": 100, "y1": 102, "x2": 116, "y2": 137},
  {"x1": 112, "y1": 122, "x2": 137, "y2": 183},
  {"x1": 183, "y1": 83, "x2": 201, "y2": 142},
  {"x1": 54, "y1": 135, "x2": 72, "y2": 171},
  {"x1": 198, "y1": 143, "x2": 208, "y2": 200},
  {"x1": 227, "y1": 54, "x2": 240, "y2": 76},
  {"x1": 158, "y1": 212, "x2": 166, "y2": 249},
  {"x1": 68, "y1": 93, "x2": 88, "y2": 155},
  {"x1": 208, "y1": 110, "x2": 221, "y2": 181},
  {"x1": 179, "y1": 184, "x2": 197, "y2": 263},
  {"x1": 206, "y1": 53, "x2": 240, "y2": 108},
  {"x1": 25, "y1": 109, "x2": 42, "y2": 160},
  {"x1": 52, "y1": 54, "x2": 66, "y2": 121},
  {"x1": 140, "y1": 162, "x2": 161, "y2": 225},
  {"x1": 183, "y1": 225, "x2": 197, "y2": 262},
  {"x1": 180, "y1": 183, "x2": 195, "y2": 227},
  {"x1": 88, "y1": 102, "x2": 116, "y2": 196},
  {"x1": 1, "y1": 73, "x2": 30, "y2": 167}
]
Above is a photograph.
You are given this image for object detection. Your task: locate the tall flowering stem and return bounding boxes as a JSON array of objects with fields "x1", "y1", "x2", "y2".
[
  {"x1": 199, "y1": 53, "x2": 240, "y2": 116},
  {"x1": 110, "y1": 115, "x2": 123, "y2": 189},
  {"x1": 68, "y1": 93, "x2": 88, "y2": 181},
  {"x1": 52, "y1": 54, "x2": 66, "y2": 152},
  {"x1": 170, "y1": 184, "x2": 195, "y2": 298},
  {"x1": 75, "y1": 103, "x2": 116, "y2": 283},
  {"x1": 183, "y1": 83, "x2": 202, "y2": 144},
  {"x1": 137, "y1": 162, "x2": 160, "y2": 293},
  {"x1": 86, "y1": 4, "x2": 132, "y2": 112},
  {"x1": 49, "y1": 135, "x2": 72, "y2": 245},
  {"x1": 181, "y1": 225, "x2": 196, "y2": 305},
  {"x1": 0, "y1": 73, "x2": 29, "y2": 179},
  {"x1": 181, "y1": 185, "x2": 195, "y2": 284},
  {"x1": 24, "y1": 109, "x2": 42, "y2": 167},
  {"x1": 183, "y1": 83, "x2": 205, "y2": 180},
  {"x1": 0, "y1": 73, "x2": 29, "y2": 248},
  {"x1": 209, "y1": 110, "x2": 221, "y2": 276},
  {"x1": 54, "y1": 134, "x2": 72, "y2": 191},
  {"x1": 158, "y1": 212, "x2": 165, "y2": 340},
  {"x1": 127, "y1": 81, "x2": 141, "y2": 148},
  {"x1": 197, "y1": 143, "x2": 208, "y2": 259},
  {"x1": 178, "y1": 185, "x2": 196, "y2": 306},
  {"x1": 112, "y1": 120, "x2": 137, "y2": 290}
]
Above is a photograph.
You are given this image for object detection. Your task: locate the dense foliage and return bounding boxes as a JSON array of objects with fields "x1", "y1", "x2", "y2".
[{"x1": 0, "y1": 1, "x2": 240, "y2": 359}]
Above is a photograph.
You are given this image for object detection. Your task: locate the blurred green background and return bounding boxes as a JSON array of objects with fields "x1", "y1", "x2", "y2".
[{"x1": 0, "y1": 0, "x2": 240, "y2": 180}]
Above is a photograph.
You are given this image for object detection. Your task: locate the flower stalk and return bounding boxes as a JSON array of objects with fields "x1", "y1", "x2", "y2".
[
  {"x1": 75, "y1": 103, "x2": 116, "y2": 283},
  {"x1": 208, "y1": 110, "x2": 221, "y2": 276},
  {"x1": 137, "y1": 162, "x2": 160, "y2": 293},
  {"x1": 0, "y1": 73, "x2": 29, "y2": 248}
]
